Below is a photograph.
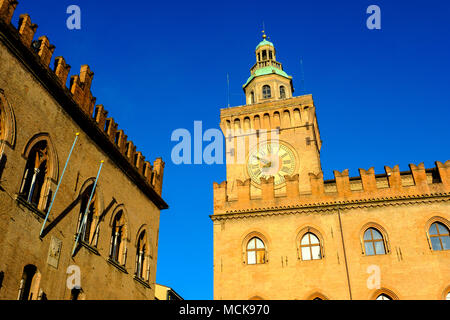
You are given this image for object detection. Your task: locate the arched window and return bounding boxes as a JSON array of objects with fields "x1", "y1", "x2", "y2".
[
  {"x1": 110, "y1": 210, "x2": 127, "y2": 265},
  {"x1": 250, "y1": 91, "x2": 255, "y2": 104},
  {"x1": 135, "y1": 230, "x2": 150, "y2": 281},
  {"x1": 77, "y1": 184, "x2": 98, "y2": 245},
  {"x1": 262, "y1": 85, "x2": 271, "y2": 99},
  {"x1": 19, "y1": 140, "x2": 49, "y2": 208},
  {"x1": 262, "y1": 50, "x2": 267, "y2": 60},
  {"x1": 247, "y1": 237, "x2": 266, "y2": 265},
  {"x1": 363, "y1": 228, "x2": 386, "y2": 255},
  {"x1": 18, "y1": 265, "x2": 41, "y2": 300},
  {"x1": 428, "y1": 222, "x2": 450, "y2": 251},
  {"x1": 376, "y1": 294, "x2": 392, "y2": 300},
  {"x1": 279, "y1": 86, "x2": 286, "y2": 99},
  {"x1": 300, "y1": 232, "x2": 322, "y2": 260}
]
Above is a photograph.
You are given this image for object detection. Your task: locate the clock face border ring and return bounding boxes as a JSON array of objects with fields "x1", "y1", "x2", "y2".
[{"x1": 246, "y1": 139, "x2": 299, "y2": 190}]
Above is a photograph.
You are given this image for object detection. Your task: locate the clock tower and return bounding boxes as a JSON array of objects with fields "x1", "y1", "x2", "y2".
[
  {"x1": 219, "y1": 32, "x2": 322, "y2": 197},
  {"x1": 212, "y1": 32, "x2": 450, "y2": 301}
]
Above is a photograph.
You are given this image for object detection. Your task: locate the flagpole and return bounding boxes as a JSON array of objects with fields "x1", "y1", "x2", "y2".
[
  {"x1": 71, "y1": 160, "x2": 104, "y2": 257},
  {"x1": 39, "y1": 133, "x2": 80, "y2": 237}
]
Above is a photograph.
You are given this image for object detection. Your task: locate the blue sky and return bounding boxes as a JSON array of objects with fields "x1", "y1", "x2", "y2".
[{"x1": 13, "y1": 0, "x2": 450, "y2": 299}]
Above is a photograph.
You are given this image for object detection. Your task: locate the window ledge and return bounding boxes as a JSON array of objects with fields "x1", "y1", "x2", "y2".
[
  {"x1": 107, "y1": 258, "x2": 128, "y2": 274},
  {"x1": 133, "y1": 276, "x2": 151, "y2": 289},
  {"x1": 15, "y1": 195, "x2": 47, "y2": 220},
  {"x1": 79, "y1": 240, "x2": 100, "y2": 255},
  {"x1": 361, "y1": 252, "x2": 391, "y2": 258}
]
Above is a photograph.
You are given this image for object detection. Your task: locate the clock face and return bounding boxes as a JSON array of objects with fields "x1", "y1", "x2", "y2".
[{"x1": 247, "y1": 141, "x2": 296, "y2": 187}]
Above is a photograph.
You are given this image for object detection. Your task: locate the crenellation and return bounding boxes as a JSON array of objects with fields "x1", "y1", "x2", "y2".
[
  {"x1": 125, "y1": 140, "x2": 136, "y2": 163},
  {"x1": 37, "y1": 35, "x2": 55, "y2": 67},
  {"x1": 18, "y1": 14, "x2": 37, "y2": 47},
  {"x1": 104, "y1": 117, "x2": 118, "y2": 143},
  {"x1": 0, "y1": 0, "x2": 18, "y2": 24},
  {"x1": 134, "y1": 151, "x2": 144, "y2": 170},
  {"x1": 285, "y1": 174, "x2": 299, "y2": 198},
  {"x1": 359, "y1": 167, "x2": 377, "y2": 192},
  {"x1": 143, "y1": 161, "x2": 153, "y2": 182},
  {"x1": 114, "y1": 129, "x2": 126, "y2": 151},
  {"x1": 213, "y1": 181, "x2": 228, "y2": 209},
  {"x1": 260, "y1": 176, "x2": 274, "y2": 200},
  {"x1": 152, "y1": 158, "x2": 165, "y2": 195},
  {"x1": 237, "y1": 179, "x2": 251, "y2": 202},
  {"x1": 436, "y1": 160, "x2": 450, "y2": 187},
  {"x1": 70, "y1": 65, "x2": 96, "y2": 117},
  {"x1": 94, "y1": 104, "x2": 108, "y2": 129},
  {"x1": 409, "y1": 163, "x2": 429, "y2": 192},
  {"x1": 333, "y1": 169, "x2": 351, "y2": 197},
  {"x1": 385, "y1": 165, "x2": 402, "y2": 191},
  {"x1": 309, "y1": 172, "x2": 324, "y2": 196},
  {"x1": 53, "y1": 56, "x2": 71, "y2": 86},
  {"x1": 213, "y1": 161, "x2": 450, "y2": 213}
]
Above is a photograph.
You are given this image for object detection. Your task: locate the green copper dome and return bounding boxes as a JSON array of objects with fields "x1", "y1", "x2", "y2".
[
  {"x1": 243, "y1": 66, "x2": 292, "y2": 88},
  {"x1": 256, "y1": 39, "x2": 274, "y2": 50}
]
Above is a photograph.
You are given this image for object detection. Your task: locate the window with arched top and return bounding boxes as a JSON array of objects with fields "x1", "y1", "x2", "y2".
[
  {"x1": 363, "y1": 227, "x2": 387, "y2": 255},
  {"x1": 19, "y1": 140, "x2": 49, "y2": 209},
  {"x1": 110, "y1": 210, "x2": 128, "y2": 265},
  {"x1": 262, "y1": 85, "x2": 271, "y2": 99},
  {"x1": 371, "y1": 288, "x2": 399, "y2": 300},
  {"x1": 300, "y1": 232, "x2": 322, "y2": 260},
  {"x1": 77, "y1": 184, "x2": 99, "y2": 246},
  {"x1": 250, "y1": 91, "x2": 255, "y2": 104},
  {"x1": 135, "y1": 230, "x2": 150, "y2": 282},
  {"x1": 247, "y1": 237, "x2": 266, "y2": 265},
  {"x1": 376, "y1": 294, "x2": 392, "y2": 300},
  {"x1": 18, "y1": 265, "x2": 41, "y2": 300},
  {"x1": 428, "y1": 222, "x2": 450, "y2": 251},
  {"x1": 279, "y1": 86, "x2": 286, "y2": 99}
]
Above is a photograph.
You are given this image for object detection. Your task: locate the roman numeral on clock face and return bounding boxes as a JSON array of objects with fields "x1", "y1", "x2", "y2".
[{"x1": 247, "y1": 142, "x2": 296, "y2": 186}]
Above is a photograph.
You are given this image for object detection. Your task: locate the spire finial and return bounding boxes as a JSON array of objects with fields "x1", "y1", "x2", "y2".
[{"x1": 262, "y1": 21, "x2": 266, "y2": 39}]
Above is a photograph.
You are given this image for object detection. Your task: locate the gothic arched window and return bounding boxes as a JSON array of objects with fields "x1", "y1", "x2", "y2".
[
  {"x1": 376, "y1": 294, "x2": 392, "y2": 300},
  {"x1": 110, "y1": 210, "x2": 127, "y2": 265},
  {"x1": 19, "y1": 141, "x2": 49, "y2": 208},
  {"x1": 279, "y1": 86, "x2": 286, "y2": 99},
  {"x1": 18, "y1": 265, "x2": 41, "y2": 300},
  {"x1": 363, "y1": 228, "x2": 387, "y2": 255},
  {"x1": 77, "y1": 184, "x2": 99, "y2": 246},
  {"x1": 246, "y1": 237, "x2": 266, "y2": 265},
  {"x1": 135, "y1": 230, "x2": 150, "y2": 282},
  {"x1": 262, "y1": 85, "x2": 271, "y2": 99},
  {"x1": 300, "y1": 232, "x2": 322, "y2": 260},
  {"x1": 428, "y1": 222, "x2": 450, "y2": 251}
]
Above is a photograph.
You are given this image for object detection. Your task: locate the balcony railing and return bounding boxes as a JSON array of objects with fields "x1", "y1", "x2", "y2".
[{"x1": 250, "y1": 60, "x2": 283, "y2": 74}]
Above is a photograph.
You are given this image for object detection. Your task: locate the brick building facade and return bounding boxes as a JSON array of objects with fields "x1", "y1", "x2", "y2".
[
  {"x1": 0, "y1": 0, "x2": 167, "y2": 300},
  {"x1": 211, "y1": 33, "x2": 450, "y2": 300}
]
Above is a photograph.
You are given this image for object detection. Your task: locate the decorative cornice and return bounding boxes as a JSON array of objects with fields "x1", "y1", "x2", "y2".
[{"x1": 211, "y1": 192, "x2": 450, "y2": 221}]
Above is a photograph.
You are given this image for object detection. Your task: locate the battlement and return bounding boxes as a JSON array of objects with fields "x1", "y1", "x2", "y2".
[
  {"x1": 0, "y1": 0, "x2": 164, "y2": 196},
  {"x1": 213, "y1": 161, "x2": 450, "y2": 214}
]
